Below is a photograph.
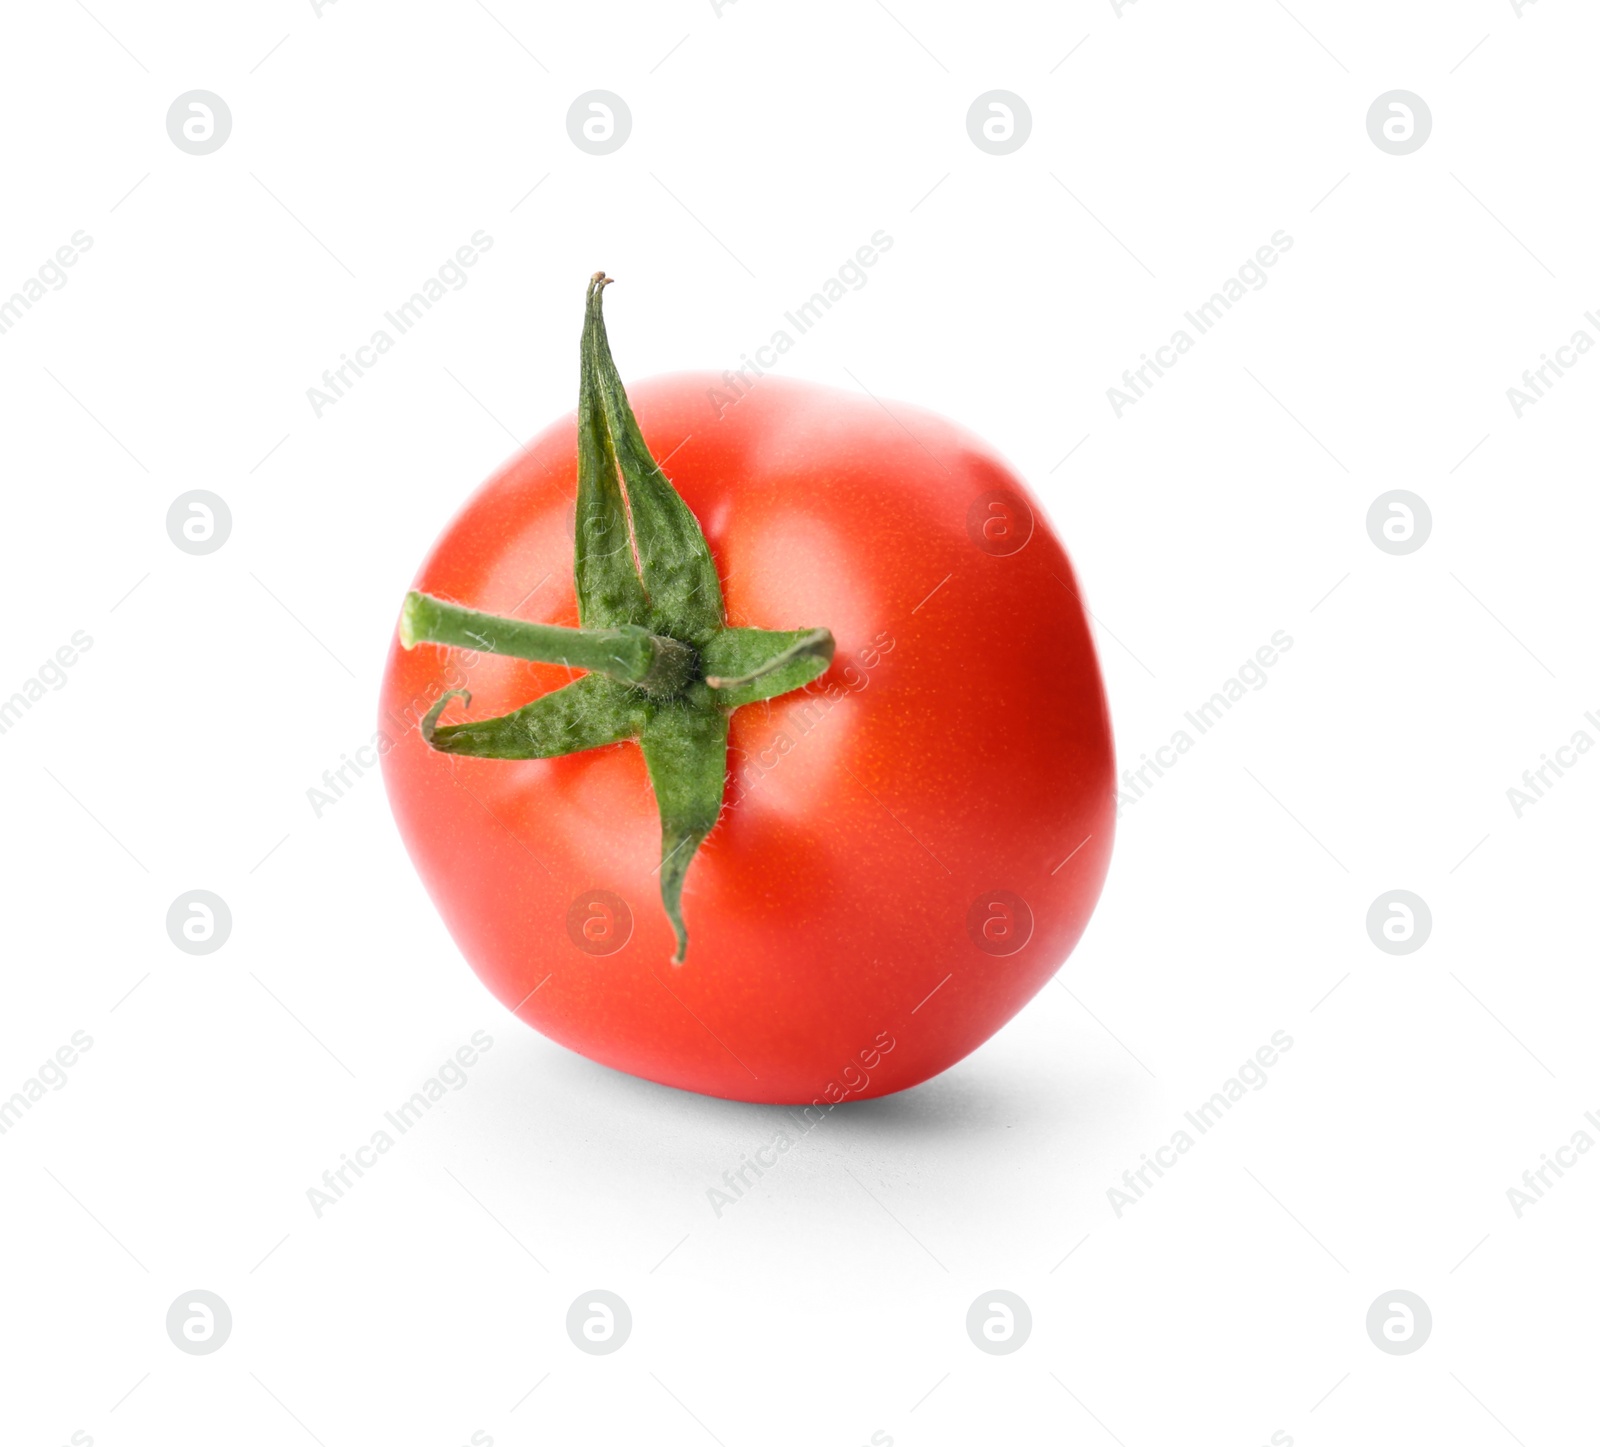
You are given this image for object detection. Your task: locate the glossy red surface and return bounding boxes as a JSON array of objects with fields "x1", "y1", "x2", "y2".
[{"x1": 380, "y1": 374, "x2": 1114, "y2": 1103}]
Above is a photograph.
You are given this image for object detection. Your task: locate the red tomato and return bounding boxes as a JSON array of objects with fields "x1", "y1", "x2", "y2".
[{"x1": 381, "y1": 373, "x2": 1113, "y2": 1104}]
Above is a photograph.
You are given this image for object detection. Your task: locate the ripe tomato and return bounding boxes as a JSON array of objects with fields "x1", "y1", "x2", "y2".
[{"x1": 381, "y1": 299, "x2": 1113, "y2": 1105}]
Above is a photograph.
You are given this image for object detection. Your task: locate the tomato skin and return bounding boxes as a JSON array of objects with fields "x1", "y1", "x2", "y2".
[{"x1": 380, "y1": 374, "x2": 1114, "y2": 1104}]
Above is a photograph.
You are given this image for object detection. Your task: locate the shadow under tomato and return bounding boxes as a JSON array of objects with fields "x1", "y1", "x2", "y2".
[
  {"x1": 467, "y1": 1023, "x2": 1139, "y2": 1171},
  {"x1": 428, "y1": 1023, "x2": 1153, "y2": 1281}
]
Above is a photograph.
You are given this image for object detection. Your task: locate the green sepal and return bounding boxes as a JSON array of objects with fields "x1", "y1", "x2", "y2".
[
  {"x1": 422, "y1": 674, "x2": 645, "y2": 760},
  {"x1": 640, "y1": 703, "x2": 730, "y2": 962},
  {"x1": 577, "y1": 275, "x2": 724, "y2": 642},
  {"x1": 401, "y1": 274, "x2": 839, "y2": 961},
  {"x1": 575, "y1": 275, "x2": 652, "y2": 631},
  {"x1": 700, "y1": 627, "x2": 835, "y2": 707}
]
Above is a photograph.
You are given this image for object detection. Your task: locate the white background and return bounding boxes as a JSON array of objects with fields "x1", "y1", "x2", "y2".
[{"x1": 2, "y1": 1, "x2": 1597, "y2": 1444}]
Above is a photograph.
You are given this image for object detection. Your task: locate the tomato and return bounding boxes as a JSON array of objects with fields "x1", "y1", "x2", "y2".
[{"x1": 380, "y1": 280, "x2": 1113, "y2": 1104}]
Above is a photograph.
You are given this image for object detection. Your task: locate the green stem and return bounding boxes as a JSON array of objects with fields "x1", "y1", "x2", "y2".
[{"x1": 400, "y1": 591, "x2": 696, "y2": 696}]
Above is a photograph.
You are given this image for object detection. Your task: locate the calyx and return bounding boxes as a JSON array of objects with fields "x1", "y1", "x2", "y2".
[{"x1": 399, "y1": 274, "x2": 834, "y2": 961}]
